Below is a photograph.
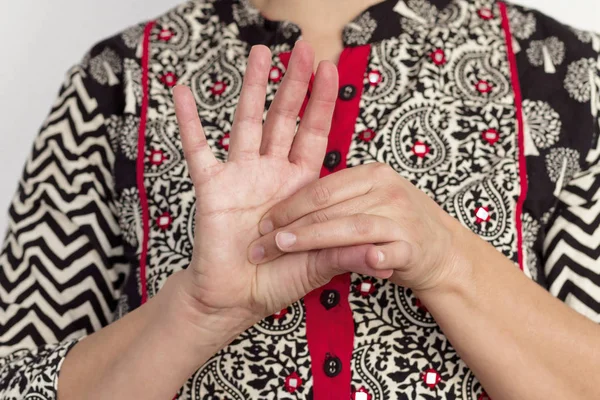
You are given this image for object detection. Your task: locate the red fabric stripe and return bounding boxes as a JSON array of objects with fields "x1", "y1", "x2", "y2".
[
  {"x1": 499, "y1": 1, "x2": 528, "y2": 271},
  {"x1": 281, "y1": 45, "x2": 371, "y2": 399},
  {"x1": 138, "y1": 21, "x2": 156, "y2": 304},
  {"x1": 319, "y1": 45, "x2": 370, "y2": 176},
  {"x1": 139, "y1": 25, "x2": 180, "y2": 400}
]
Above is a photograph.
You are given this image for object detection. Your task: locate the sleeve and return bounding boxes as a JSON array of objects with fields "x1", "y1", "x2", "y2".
[
  {"x1": 0, "y1": 53, "x2": 130, "y2": 397},
  {"x1": 542, "y1": 44, "x2": 600, "y2": 323}
]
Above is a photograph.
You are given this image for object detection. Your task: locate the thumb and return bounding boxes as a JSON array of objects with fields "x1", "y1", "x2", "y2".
[
  {"x1": 307, "y1": 245, "x2": 394, "y2": 289},
  {"x1": 256, "y1": 245, "x2": 393, "y2": 315}
]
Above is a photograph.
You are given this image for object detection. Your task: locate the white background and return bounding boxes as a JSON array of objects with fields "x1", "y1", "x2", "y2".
[{"x1": 0, "y1": 0, "x2": 599, "y2": 232}]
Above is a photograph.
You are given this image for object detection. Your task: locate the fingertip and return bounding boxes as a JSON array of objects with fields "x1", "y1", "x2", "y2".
[
  {"x1": 291, "y1": 40, "x2": 315, "y2": 68},
  {"x1": 259, "y1": 218, "x2": 274, "y2": 235},
  {"x1": 275, "y1": 232, "x2": 297, "y2": 250},
  {"x1": 173, "y1": 85, "x2": 195, "y2": 109},
  {"x1": 315, "y1": 60, "x2": 337, "y2": 79},
  {"x1": 365, "y1": 245, "x2": 383, "y2": 269},
  {"x1": 248, "y1": 244, "x2": 266, "y2": 265},
  {"x1": 313, "y1": 61, "x2": 339, "y2": 100},
  {"x1": 251, "y1": 44, "x2": 271, "y2": 56},
  {"x1": 293, "y1": 40, "x2": 314, "y2": 54},
  {"x1": 251, "y1": 44, "x2": 270, "y2": 52},
  {"x1": 172, "y1": 85, "x2": 183, "y2": 103},
  {"x1": 316, "y1": 59, "x2": 336, "y2": 72},
  {"x1": 172, "y1": 84, "x2": 191, "y2": 98},
  {"x1": 375, "y1": 269, "x2": 394, "y2": 280},
  {"x1": 249, "y1": 45, "x2": 272, "y2": 67}
]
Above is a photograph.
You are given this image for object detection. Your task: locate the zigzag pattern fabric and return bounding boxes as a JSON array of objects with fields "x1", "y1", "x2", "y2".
[
  {"x1": 0, "y1": 0, "x2": 599, "y2": 398},
  {"x1": 0, "y1": 63, "x2": 129, "y2": 397},
  {"x1": 544, "y1": 158, "x2": 600, "y2": 322}
]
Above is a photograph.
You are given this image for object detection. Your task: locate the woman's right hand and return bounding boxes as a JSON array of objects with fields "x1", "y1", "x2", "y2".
[{"x1": 169, "y1": 42, "x2": 392, "y2": 350}]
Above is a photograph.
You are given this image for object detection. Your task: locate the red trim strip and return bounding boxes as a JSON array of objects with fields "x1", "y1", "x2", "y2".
[
  {"x1": 289, "y1": 45, "x2": 371, "y2": 399},
  {"x1": 319, "y1": 45, "x2": 371, "y2": 175},
  {"x1": 499, "y1": 2, "x2": 527, "y2": 271},
  {"x1": 138, "y1": 21, "x2": 156, "y2": 304}
]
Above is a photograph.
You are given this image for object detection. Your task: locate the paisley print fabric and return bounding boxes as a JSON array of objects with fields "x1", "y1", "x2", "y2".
[{"x1": 1, "y1": 0, "x2": 599, "y2": 399}]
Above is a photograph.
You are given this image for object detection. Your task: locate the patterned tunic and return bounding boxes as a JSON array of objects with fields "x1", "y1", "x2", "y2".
[{"x1": 1, "y1": 0, "x2": 599, "y2": 399}]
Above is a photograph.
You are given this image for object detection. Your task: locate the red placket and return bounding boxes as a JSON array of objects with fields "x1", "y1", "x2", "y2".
[{"x1": 282, "y1": 44, "x2": 371, "y2": 399}]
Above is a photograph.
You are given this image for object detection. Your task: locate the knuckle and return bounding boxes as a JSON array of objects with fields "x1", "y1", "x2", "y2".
[
  {"x1": 372, "y1": 162, "x2": 397, "y2": 178},
  {"x1": 183, "y1": 138, "x2": 208, "y2": 157},
  {"x1": 385, "y1": 185, "x2": 408, "y2": 203},
  {"x1": 269, "y1": 202, "x2": 299, "y2": 227},
  {"x1": 351, "y1": 214, "x2": 373, "y2": 236},
  {"x1": 308, "y1": 250, "x2": 336, "y2": 288},
  {"x1": 310, "y1": 97, "x2": 336, "y2": 111},
  {"x1": 237, "y1": 113, "x2": 264, "y2": 127},
  {"x1": 325, "y1": 247, "x2": 341, "y2": 270},
  {"x1": 310, "y1": 182, "x2": 331, "y2": 207},
  {"x1": 303, "y1": 122, "x2": 330, "y2": 138},
  {"x1": 311, "y1": 209, "x2": 330, "y2": 224},
  {"x1": 272, "y1": 104, "x2": 299, "y2": 122},
  {"x1": 275, "y1": 206, "x2": 294, "y2": 227}
]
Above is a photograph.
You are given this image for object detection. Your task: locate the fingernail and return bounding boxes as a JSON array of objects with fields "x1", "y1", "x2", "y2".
[
  {"x1": 377, "y1": 251, "x2": 385, "y2": 264},
  {"x1": 376, "y1": 269, "x2": 394, "y2": 279},
  {"x1": 249, "y1": 245, "x2": 265, "y2": 264},
  {"x1": 276, "y1": 232, "x2": 296, "y2": 249},
  {"x1": 260, "y1": 219, "x2": 274, "y2": 235}
]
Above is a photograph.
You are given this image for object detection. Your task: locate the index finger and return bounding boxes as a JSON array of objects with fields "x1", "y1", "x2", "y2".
[
  {"x1": 173, "y1": 85, "x2": 220, "y2": 184},
  {"x1": 258, "y1": 165, "x2": 377, "y2": 234}
]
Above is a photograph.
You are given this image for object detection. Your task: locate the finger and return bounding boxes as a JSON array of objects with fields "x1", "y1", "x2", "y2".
[
  {"x1": 255, "y1": 247, "x2": 393, "y2": 311},
  {"x1": 173, "y1": 85, "x2": 219, "y2": 184},
  {"x1": 260, "y1": 40, "x2": 314, "y2": 157},
  {"x1": 289, "y1": 60, "x2": 338, "y2": 170},
  {"x1": 258, "y1": 163, "x2": 386, "y2": 235},
  {"x1": 365, "y1": 241, "x2": 416, "y2": 271},
  {"x1": 277, "y1": 193, "x2": 376, "y2": 232},
  {"x1": 309, "y1": 246, "x2": 394, "y2": 282},
  {"x1": 249, "y1": 195, "x2": 374, "y2": 262},
  {"x1": 249, "y1": 214, "x2": 403, "y2": 264},
  {"x1": 229, "y1": 45, "x2": 271, "y2": 161}
]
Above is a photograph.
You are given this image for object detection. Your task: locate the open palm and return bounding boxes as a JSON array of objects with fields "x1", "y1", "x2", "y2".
[{"x1": 174, "y1": 43, "x2": 372, "y2": 329}]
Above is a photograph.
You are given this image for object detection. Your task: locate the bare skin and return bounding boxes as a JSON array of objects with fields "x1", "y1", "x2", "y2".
[
  {"x1": 58, "y1": 1, "x2": 385, "y2": 397},
  {"x1": 59, "y1": 42, "x2": 391, "y2": 400},
  {"x1": 56, "y1": 1, "x2": 600, "y2": 399},
  {"x1": 248, "y1": 163, "x2": 600, "y2": 400},
  {"x1": 251, "y1": 0, "x2": 384, "y2": 65}
]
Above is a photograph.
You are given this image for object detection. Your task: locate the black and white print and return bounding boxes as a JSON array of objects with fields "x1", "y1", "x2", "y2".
[
  {"x1": 526, "y1": 36, "x2": 565, "y2": 74},
  {"x1": 0, "y1": 24, "x2": 144, "y2": 398},
  {"x1": 343, "y1": 12, "x2": 378, "y2": 46},
  {"x1": 89, "y1": 47, "x2": 123, "y2": 86},
  {"x1": 1, "y1": 0, "x2": 599, "y2": 399},
  {"x1": 522, "y1": 99, "x2": 561, "y2": 155},
  {"x1": 564, "y1": 57, "x2": 596, "y2": 102}
]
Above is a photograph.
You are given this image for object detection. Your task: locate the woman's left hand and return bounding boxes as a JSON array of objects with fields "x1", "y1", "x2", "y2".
[
  {"x1": 249, "y1": 163, "x2": 600, "y2": 400},
  {"x1": 248, "y1": 162, "x2": 470, "y2": 293}
]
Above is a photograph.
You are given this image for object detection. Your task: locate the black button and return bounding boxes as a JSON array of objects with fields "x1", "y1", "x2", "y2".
[
  {"x1": 320, "y1": 290, "x2": 340, "y2": 310},
  {"x1": 323, "y1": 354, "x2": 342, "y2": 377},
  {"x1": 323, "y1": 150, "x2": 341, "y2": 171},
  {"x1": 339, "y1": 84, "x2": 357, "y2": 100}
]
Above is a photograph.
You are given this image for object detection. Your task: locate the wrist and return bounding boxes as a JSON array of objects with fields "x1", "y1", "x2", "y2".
[
  {"x1": 80, "y1": 271, "x2": 240, "y2": 399},
  {"x1": 414, "y1": 216, "x2": 477, "y2": 306},
  {"x1": 155, "y1": 270, "x2": 250, "y2": 357}
]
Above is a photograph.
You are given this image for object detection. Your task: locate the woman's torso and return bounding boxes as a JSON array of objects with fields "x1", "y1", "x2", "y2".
[{"x1": 92, "y1": 0, "x2": 600, "y2": 398}]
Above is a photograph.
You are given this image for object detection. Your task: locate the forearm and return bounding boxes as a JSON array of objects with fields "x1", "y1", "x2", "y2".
[
  {"x1": 416, "y1": 226, "x2": 600, "y2": 400},
  {"x1": 58, "y1": 270, "x2": 233, "y2": 400}
]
